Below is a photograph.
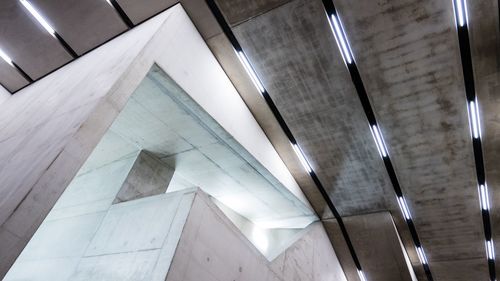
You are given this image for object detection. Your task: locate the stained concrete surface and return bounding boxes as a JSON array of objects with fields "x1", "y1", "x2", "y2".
[{"x1": 112, "y1": 151, "x2": 174, "y2": 204}]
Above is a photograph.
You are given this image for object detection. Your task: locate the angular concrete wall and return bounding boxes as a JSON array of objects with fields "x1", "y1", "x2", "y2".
[
  {"x1": 0, "y1": 4, "x2": 311, "y2": 276},
  {"x1": 5, "y1": 189, "x2": 347, "y2": 281}
]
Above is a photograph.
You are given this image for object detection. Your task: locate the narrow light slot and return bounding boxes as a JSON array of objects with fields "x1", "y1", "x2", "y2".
[
  {"x1": 453, "y1": 0, "x2": 468, "y2": 27},
  {"x1": 20, "y1": 0, "x2": 56, "y2": 37},
  {"x1": 479, "y1": 184, "x2": 490, "y2": 211},
  {"x1": 370, "y1": 125, "x2": 388, "y2": 157},
  {"x1": 329, "y1": 14, "x2": 353, "y2": 64},
  {"x1": 416, "y1": 246, "x2": 428, "y2": 265},
  {"x1": 0, "y1": 48, "x2": 14, "y2": 67},
  {"x1": 292, "y1": 143, "x2": 313, "y2": 173},
  {"x1": 105, "y1": 0, "x2": 113, "y2": 6},
  {"x1": 357, "y1": 269, "x2": 367, "y2": 281},
  {"x1": 236, "y1": 51, "x2": 265, "y2": 94},
  {"x1": 468, "y1": 100, "x2": 481, "y2": 139},
  {"x1": 486, "y1": 240, "x2": 495, "y2": 260},
  {"x1": 397, "y1": 196, "x2": 412, "y2": 220}
]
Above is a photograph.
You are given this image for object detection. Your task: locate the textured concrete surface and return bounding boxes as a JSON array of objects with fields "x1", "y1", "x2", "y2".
[
  {"x1": 0, "y1": 59, "x2": 29, "y2": 92},
  {"x1": 324, "y1": 213, "x2": 417, "y2": 281},
  {"x1": 0, "y1": 5, "x2": 314, "y2": 277},
  {"x1": 166, "y1": 191, "x2": 347, "y2": 281},
  {"x1": 31, "y1": 0, "x2": 128, "y2": 55},
  {"x1": 332, "y1": 0, "x2": 486, "y2": 279},
  {"x1": 113, "y1": 151, "x2": 174, "y2": 204}
]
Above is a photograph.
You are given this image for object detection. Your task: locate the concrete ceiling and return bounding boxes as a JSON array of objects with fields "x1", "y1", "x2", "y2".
[{"x1": 0, "y1": 0, "x2": 498, "y2": 281}]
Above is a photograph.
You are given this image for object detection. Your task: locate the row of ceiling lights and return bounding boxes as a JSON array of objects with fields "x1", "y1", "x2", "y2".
[
  {"x1": 453, "y1": 0, "x2": 496, "y2": 280},
  {"x1": 211, "y1": 0, "x2": 493, "y2": 280},
  {"x1": 0, "y1": 0, "x2": 493, "y2": 279},
  {"x1": 0, "y1": 0, "x2": 133, "y2": 91}
]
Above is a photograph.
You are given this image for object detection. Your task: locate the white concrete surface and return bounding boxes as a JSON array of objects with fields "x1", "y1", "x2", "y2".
[{"x1": 0, "y1": 4, "x2": 313, "y2": 276}]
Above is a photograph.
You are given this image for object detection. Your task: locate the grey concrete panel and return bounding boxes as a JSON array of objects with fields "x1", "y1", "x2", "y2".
[
  {"x1": 117, "y1": 0, "x2": 178, "y2": 24},
  {"x1": 31, "y1": 0, "x2": 128, "y2": 55},
  {"x1": 334, "y1": 0, "x2": 487, "y2": 277},
  {"x1": 113, "y1": 151, "x2": 174, "y2": 204},
  {"x1": 0, "y1": 60, "x2": 29, "y2": 92},
  {"x1": 231, "y1": 0, "x2": 395, "y2": 216},
  {"x1": 0, "y1": 0, "x2": 72, "y2": 79},
  {"x1": 215, "y1": 0, "x2": 292, "y2": 25}
]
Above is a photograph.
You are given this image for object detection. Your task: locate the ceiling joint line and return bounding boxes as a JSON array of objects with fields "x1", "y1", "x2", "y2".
[
  {"x1": 205, "y1": 0, "x2": 364, "y2": 272},
  {"x1": 106, "y1": 0, "x2": 134, "y2": 29},
  {"x1": 453, "y1": 0, "x2": 496, "y2": 279},
  {"x1": 321, "y1": 0, "x2": 434, "y2": 280}
]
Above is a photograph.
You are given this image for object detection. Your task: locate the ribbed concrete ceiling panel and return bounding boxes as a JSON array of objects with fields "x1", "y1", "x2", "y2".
[
  {"x1": 333, "y1": 0, "x2": 486, "y2": 279},
  {"x1": 468, "y1": 0, "x2": 500, "y2": 274},
  {"x1": 228, "y1": 0, "x2": 396, "y2": 217},
  {"x1": 0, "y1": 0, "x2": 72, "y2": 80},
  {"x1": 0, "y1": 60, "x2": 29, "y2": 92},
  {"x1": 30, "y1": 0, "x2": 128, "y2": 55},
  {"x1": 116, "y1": 0, "x2": 177, "y2": 24}
]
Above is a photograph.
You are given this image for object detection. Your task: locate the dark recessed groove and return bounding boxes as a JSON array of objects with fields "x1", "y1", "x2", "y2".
[
  {"x1": 206, "y1": 0, "x2": 364, "y2": 272},
  {"x1": 456, "y1": 22, "x2": 496, "y2": 281},
  {"x1": 322, "y1": 0, "x2": 434, "y2": 280},
  {"x1": 108, "y1": 0, "x2": 134, "y2": 29}
]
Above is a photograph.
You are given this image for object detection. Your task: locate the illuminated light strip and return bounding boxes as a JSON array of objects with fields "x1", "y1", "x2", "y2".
[
  {"x1": 416, "y1": 246, "x2": 429, "y2": 265},
  {"x1": 292, "y1": 143, "x2": 313, "y2": 173},
  {"x1": 487, "y1": 240, "x2": 495, "y2": 260},
  {"x1": 468, "y1": 99, "x2": 481, "y2": 139},
  {"x1": 357, "y1": 269, "x2": 367, "y2": 281},
  {"x1": 370, "y1": 125, "x2": 388, "y2": 157},
  {"x1": 479, "y1": 184, "x2": 490, "y2": 211},
  {"x1": 20, "y1": 0, "x2": 56, "y2": 37},
  {"x1": 327, "y1": 14, "x2": 353, "y2": 64},
  {"x1": 236, "y1": 51, "x2": 266, "y2": 94},
  {"x1": 397, "y1": 196, "x2": 412, "y2": 220},
  {"x1": 453, "y1": 0, "x2": 469, "y2": 27},
  {"x1": 0, "y1": 48, "x2": 14, "y2": 67}
]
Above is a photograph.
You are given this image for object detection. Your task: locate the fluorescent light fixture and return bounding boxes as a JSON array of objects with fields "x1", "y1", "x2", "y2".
[
  {"x1": 453, "y1": 0, "x2": 469, "y2": 27},
  {"x1": 292, "y1": 143, "x2": 313, "y2": 173},
  {"x1": 328, "y1": 14, "x2": 353, "y2": 64},
  {"x1": 468, "y1": 99, "x2": 481, "y2": 139},
  {"x1": 397, "y1": 196, "x2": 412, "y2": 220},
  {"x1": 20, "y1": 0, "x2": 56, "y2": 37},
  {"x1": 0, "y1": 48, "x2": 14, "y2": 67},
  {"x1": 479, "y1": 184, "x2": 490, "y2": 211},
  {"x1": 236, "y1": 50, "x2": 265, "y2": 94},
  {"x1": 486, "y1": 240, "x2": 495, "y2": 260},
  {"x1": 416, "y1": 246, "x2": 428, "y2": 265},
  {"x1": 370, "y1": 125, "x2": 388, "y2": 157},
  {"x1": 357, "y1": 269, "x2": 367, "y2": 281}
]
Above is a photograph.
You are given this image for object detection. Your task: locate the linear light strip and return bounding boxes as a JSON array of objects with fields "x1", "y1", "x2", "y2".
[
  {"x1": 487, "y1": 240, "x2": 495, "y2": 260},
  {"x1": 357, "y1": 269, "x2": 367, "y2": 281},
  {"x1": 370, "y1": 125, "x2": 388, "y2": 157},
  {"x1": 236, "y1": 51, "x2": 266, "y2": 94},
  {"x1": 20, "y1": 0, "x2": 56, "y2": 37},
  {"x1": 321, "y1": 1, "x2": 433, "y2": 279},
  {"x1": 0, "y1": 48, "x2": 14, "y2": 67},
  {"x1": 397, "y1": 196, "x2": 412, "y2": 220},
  {"x1": 206, "y1": 0, "x2": 366, "y2": 276},
  {"x1": 479, "y1": 184, "x2": 490, "y2": 211},
  {"x1": 416, "y1": 246, "x2": 429, "y2": 265},
  {"x1": 468, "y1": 99, "x2": 481, "y2": 139},
  {"x1": 453, "y1": 0, "x2": 469, "y2": 27},
  {"x1": 292, "y1": 143, "x2": 313, "y2": 173},
  {"x1": 453, "y1": 0, "x2": 496, "y2": 279},
  {"x1": 328, "y1": 14, "x2": 353, "y2": 64}
]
